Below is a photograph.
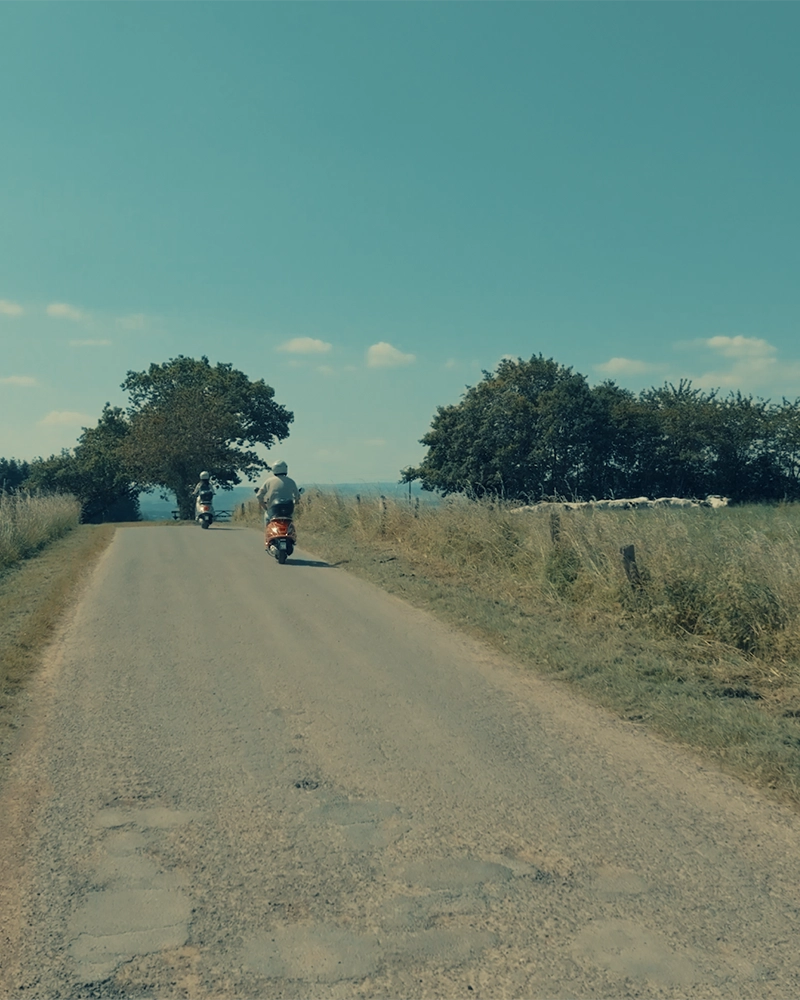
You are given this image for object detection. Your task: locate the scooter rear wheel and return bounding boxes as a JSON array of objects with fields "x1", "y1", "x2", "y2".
[{"x1": 277, "y1": 549, "x2": 288, "y2": 564}]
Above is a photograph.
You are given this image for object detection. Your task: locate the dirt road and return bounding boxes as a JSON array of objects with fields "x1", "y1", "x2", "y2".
[{"x1": 2, "y1": 525, "x2": 800, "y2": 998}]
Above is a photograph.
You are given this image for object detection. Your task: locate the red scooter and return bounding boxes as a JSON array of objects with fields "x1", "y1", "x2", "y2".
[
  {"x1": 265, "y1": 509, "x2": 297, "y2": 563},
  {"x1": 260, "y1": 490, "x2": 303, "y2": 564}
]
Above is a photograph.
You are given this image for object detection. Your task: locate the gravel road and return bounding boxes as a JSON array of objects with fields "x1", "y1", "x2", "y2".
[{"x1": 2, "y1": 524, "x2": 800, "y2": 999}]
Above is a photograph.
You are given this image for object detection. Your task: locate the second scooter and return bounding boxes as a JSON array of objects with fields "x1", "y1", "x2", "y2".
[{"x1": 195, "y1": 487, "x2": 215, "y2": 529}]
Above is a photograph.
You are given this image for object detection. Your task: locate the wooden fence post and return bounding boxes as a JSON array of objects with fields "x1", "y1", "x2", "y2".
[
  {"x1": 550, "y1": 508, "x2": 561, "y2": 545},
  {"x1": 380, "y1": 495, "x2": 387, "y2": 535},
  {"x1": 620, "y1": 544, "x2": 643, "y2": 589}
]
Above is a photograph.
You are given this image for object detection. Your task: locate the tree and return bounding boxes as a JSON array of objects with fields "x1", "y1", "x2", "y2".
[
  {"x1": 534, "y1": 373, "x2": 608, "y2": 498},
  {"x1": 705, "y1": 392, "x2": 775, "y2": 501},
  {"x1": 121, "y1": 356, "x2": 293, "y2": 518},
  {"x1": 0, "y1": 457, "x2": 30, "y2": 493},
  {"x1": 403, "y1": 355, "x2": 609, "y2": 500},
  {"x1": 768, "y1": 398, "x2": 800, "y2": 500},
  {"x1": 25, "y1": 406, "x2": 140, "y2": 522},
  {"x1": 588, "y1": 382, "x2": 660, "y2": 498},
  {"x1": 636, "y1": 381, "x2": 721, "y2": 497}
]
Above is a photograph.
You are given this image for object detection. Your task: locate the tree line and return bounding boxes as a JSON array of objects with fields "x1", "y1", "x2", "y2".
[
  {"x1": 2, "y1": 356, "x2": 293, "y2": 522},
  {"x1": 0, "y1": 457, "x2": 31, "y2": 494},
  {"x1": 402, "y1": 355, "x2": 800, "y2": 504}
]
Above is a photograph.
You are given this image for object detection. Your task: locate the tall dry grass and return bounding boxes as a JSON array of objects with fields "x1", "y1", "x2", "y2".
[
  {"x1": 0, "y1": 493, "x2": 81, "y2": 571},
  {"x1": 254, "y1": 492, "x2": 800, "y2": 668}
]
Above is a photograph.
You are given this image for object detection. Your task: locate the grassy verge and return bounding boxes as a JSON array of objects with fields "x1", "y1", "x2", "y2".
[
  {"x1": 237, "y1": 493, "x2": 800, "y2": 805},
  {"x1": 0, "y1": 525, "x2": 116, "y2": 786},
  {"x1": 0, "y1": 494, "x2": 80, "y2": 571}
]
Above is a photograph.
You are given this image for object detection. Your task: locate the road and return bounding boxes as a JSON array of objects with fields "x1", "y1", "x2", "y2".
[{"x1": 1, "y1": 524, "x2": 800, "y2": 999}]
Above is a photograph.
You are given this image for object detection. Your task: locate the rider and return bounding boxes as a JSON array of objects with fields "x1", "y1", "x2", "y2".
[
  {"x1": 191, "y1": 471, "x2": 215, "y2": 507},
  {"x1": 256, "y1": 461, "x2": 300, "y2": 523}
]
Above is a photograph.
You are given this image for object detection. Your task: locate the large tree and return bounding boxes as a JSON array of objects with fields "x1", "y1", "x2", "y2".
[
  {"x1": 121, "y1": 356, "x2": 293, "y2": 518},
  {"x1": 403, "y1": 356, "x2": 610, "y2": 500},
  {"x1": 25, "y1": 405, "x2": 140, "y2": 522}
]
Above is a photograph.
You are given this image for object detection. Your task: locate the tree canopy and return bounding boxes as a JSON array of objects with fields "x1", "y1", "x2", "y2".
[
  {"x1": 403, "y1": 355, "x2": 800, "y2": 503},
  {"x1": 24, "y1": 405, "x2": 140, "y2": 522},
  {"x1": 13, "y1": 356, "x2": 292, "y2": 522},
  {"x1": 121, "y1": 356, "x2": 293, "y2": 518}
]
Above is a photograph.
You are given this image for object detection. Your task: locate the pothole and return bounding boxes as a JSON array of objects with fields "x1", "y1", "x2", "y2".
[{"x1": 294, "y1": 778, "x2": 319, "y2": 790}]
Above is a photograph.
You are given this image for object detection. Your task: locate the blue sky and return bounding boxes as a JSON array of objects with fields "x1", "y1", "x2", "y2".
[{"x1": 2, "y1": 4, "x2": 799, "y2": 483}]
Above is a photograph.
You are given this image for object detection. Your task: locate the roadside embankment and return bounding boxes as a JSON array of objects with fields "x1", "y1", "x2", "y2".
[
  {"x1": 0, "y1": 524, "x2": 116, "y2": 788},
  {"x1": 237, "y1": 493, "x2": 800, "y2": 804}
]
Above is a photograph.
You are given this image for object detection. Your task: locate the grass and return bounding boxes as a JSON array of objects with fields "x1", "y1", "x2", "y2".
[
  {"x1": 0, "y1": 524, "x2": 116, "y2": 788},
  {"x1": 0, "y1": 493, "x2": 80, "y2": 571},
  {"x1": 236, "y1": 492, "x2": 800, "y2": 805}
]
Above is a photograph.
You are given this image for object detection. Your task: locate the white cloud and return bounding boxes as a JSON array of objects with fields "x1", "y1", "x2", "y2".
[
  {"x1": 316, "y1": 365, "x2": 335, "y2": 376},
  {"x1": 705, "y1": 335, "x2": 777, "y2": 360},
  {"x1": 69, "y1": 339, "x2": 112, "y2": 347},
  {"x1": 365, "y1": 438, "x2": 386, "y2": 447},
  {"x1": 595, "y1": 357, "x2": 657, "y2": 376},
  {"x1": 693, "y1": 361, "x2": 783, "y2": 391},
  {"x1": 676, "y1": 334, "x2": 800, "y2": 393},
  {"x1": 0, "y1": 299, "x2": 24, "y2": 317},
  {"x1": 0, "y1": 375, "x2": 38, "y2": 386},
  {"x1": 444, "y1": 358, "x2": 459, "y2": 370},
  {"x1": 366, "y1": 341, "x2": 416, "y2": 368},
  {"x1": 277, "y1": 337, "x2": 332, "y2": 354},
  {"x1": 588, "y1": 335, "x2": 800, "y2": 396},
  {"x1": 38, "y1": 410, "x2": 94, "y2": 427},
  {"x1": 47, "y1": 302, "x2": 85, "y2": 321}
]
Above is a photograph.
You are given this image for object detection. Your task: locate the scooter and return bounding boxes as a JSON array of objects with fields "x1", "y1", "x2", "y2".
[
  {"x1": 260, "y1": 488, "x2": 303, "y2": 564},
  {"x1": 265, "y1": 509, "x2": 297, "y2": 563},
  {"x1": 195, "y1": 488, "x2": 215, "y2": 529}
]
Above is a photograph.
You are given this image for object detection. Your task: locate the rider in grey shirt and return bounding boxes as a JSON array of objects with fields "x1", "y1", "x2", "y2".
[{"x1": 256, "y1": 461, "x2": 300, "y2": 521}]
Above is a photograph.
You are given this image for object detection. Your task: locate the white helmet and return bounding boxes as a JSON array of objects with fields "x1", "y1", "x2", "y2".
[
  {"x1": 199, "y1": 471, "x2": 210, "y2": 480},
  {"x1": 272, "y1": 461, "x2": 288, "y2": 475}
]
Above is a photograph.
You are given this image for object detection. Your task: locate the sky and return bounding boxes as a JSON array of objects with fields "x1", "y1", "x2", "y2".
[{"x1": 2, "y1": 4, "x2": 799, "y2": 484}]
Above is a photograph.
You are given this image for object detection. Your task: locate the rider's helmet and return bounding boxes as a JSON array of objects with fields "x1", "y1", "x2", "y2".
[
  {"x1": 199, "y1": 471, "x2": 210, "y2": 480},
  {"x1": 272, "y1": 461, "x2": 288, "y2": 475}
]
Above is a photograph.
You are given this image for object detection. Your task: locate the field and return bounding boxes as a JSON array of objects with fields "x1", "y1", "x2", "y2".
[
  {"x1": 237, "y1": 492, "x2": 800, "y2": 802},
  {"x1": 0, "y1": 493, "x2": 80, "y2": 572}
]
